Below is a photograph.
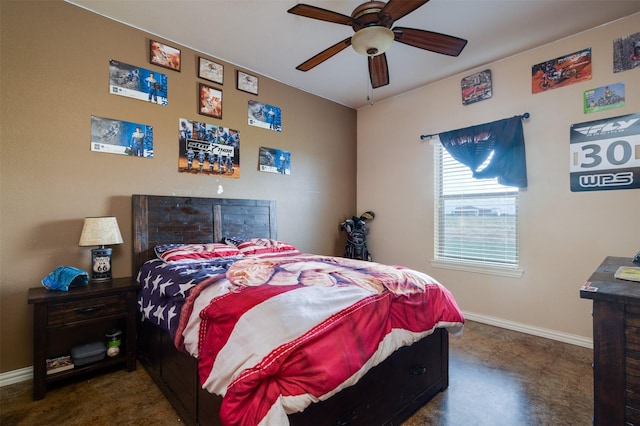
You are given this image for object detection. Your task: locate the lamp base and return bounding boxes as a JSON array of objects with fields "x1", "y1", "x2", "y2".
[{"x1": 90, "y1": 247, "x2": 113, "y2": 282}]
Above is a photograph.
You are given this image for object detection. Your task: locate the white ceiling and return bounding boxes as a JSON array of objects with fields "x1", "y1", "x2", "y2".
[{"x1": 67, "y1": 0, "x2": 640, "y2": 109}]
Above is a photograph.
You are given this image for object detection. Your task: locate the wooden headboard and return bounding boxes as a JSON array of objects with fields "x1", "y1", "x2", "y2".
[{"x1": 132, "y1": 195, "x2": 277, "y2": 276}]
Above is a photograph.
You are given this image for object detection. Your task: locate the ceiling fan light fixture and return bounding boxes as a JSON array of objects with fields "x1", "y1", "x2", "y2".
[{"x1": 351, "y1": 26, "x2": 394, "y2": 56}]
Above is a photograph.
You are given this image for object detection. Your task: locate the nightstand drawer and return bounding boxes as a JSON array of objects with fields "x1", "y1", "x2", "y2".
[{"x1": 48, "y1": 295, "x2": 126, "y2": 326}]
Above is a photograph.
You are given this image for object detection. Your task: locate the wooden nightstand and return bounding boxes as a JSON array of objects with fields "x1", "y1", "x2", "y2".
[{"x1": 28, "y1": 277, "x2": 140, "y2": 400}]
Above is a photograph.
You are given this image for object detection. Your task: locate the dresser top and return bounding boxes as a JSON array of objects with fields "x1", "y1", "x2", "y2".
[{"x1": 580, "y1": 256, "x2": 640, "y2": 303}]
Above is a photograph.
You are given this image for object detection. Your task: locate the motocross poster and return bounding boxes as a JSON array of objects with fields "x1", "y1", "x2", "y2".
[
  {"x1": 109, "y1": 59, "x2": 168, "y2": 106},
  {"x1": 248, "y1": 100, "x2": 282, "y2": 132},
  {"x1": 569, "y1": 113, "x2": 640, "y2": 192},
  {"x1": 90, "y1": 115, "x2": 153, "y2": 158},
  {"x1": 461, "y1": 69, "x2": 492, "y2": 105},
  {"x1": 584, "y1": 82, "x2": 625, "y2": 114},
  {"x1": 613, "y1": 31, "x2": 640, "y2": 73},
  {"x1": 178, "y1": 118, "x2": 240, "y2": 178},
  {"x1": 258, "y1": 146, "x2": 291, "y2": 175},
  {"x1": 531, "y1": 48, "x2": 591, "y2": 94}
]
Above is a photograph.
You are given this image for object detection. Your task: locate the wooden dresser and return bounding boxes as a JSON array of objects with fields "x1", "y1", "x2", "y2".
[{"x1": 580, "y1": 256, "x2": 640, "y2": 425}]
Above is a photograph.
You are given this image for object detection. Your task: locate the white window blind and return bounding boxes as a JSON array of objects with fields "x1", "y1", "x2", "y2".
[{"x1": 434, "y1": 143, "x2": 519, "y2": 268}]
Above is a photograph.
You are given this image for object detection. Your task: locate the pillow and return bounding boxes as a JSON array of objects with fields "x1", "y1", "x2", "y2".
[
  {"x1": 222, "y1": 236, "x2": 245, "y2": 247},
  {"x1": 236, "y1": 238, "x2": 297, "y2": 255},
  {"x1": 155, "y1": 243, "x2": 242, "y2": 263}
]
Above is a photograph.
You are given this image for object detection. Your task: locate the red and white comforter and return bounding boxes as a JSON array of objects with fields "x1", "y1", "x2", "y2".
[{"x1": 142, "y1": 252, "x2": 464, "y2": 426}]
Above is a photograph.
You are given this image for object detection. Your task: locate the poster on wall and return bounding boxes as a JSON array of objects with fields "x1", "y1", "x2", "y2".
[
  {"x1": 178, "y1": 118, "x2": 240, "y2": 178},
  {"x1": 569, "y1": 113, "x2": 640, "y2": 192},
  {"x1": 258, "y1": 147, "x2": 291, "y2": 175},
  {"x1": 584, "y1": 82, "x2": 625, "y2": 114},
  {"x1": 199, "y1": 57, "x2": 223, "y2": 84},
  {"x1": 90, "y1": 115, "x2": 153, "y2": 158},
  {"x1": 531, "y1": 48, "x2": 591, "y2": 94},
  {"x1": 248, "y1": 100, "x2": 281, "y2": 132},
  {"x1": 199, "y1": 83, "x2": 223, "y2": 119},
  {"x1": 109, "y1": 59, "x2": 168, "y2": 105},
  {"x1": 613, "y1": 31, "x2": 640, "y2": 73},
  {"x1": 461, "y1": 69, "x2": 492, "y2": 105},
  {"x1": 149, "y1": 40, "x2": 181, "y2": 72}
]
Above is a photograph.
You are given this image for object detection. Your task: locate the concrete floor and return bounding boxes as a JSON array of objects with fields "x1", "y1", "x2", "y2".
[
  {"x1": 0, "y1": 320, "x2": 593, "y2": 425},
  {"x1": 404, "y1": 321, "x2": 593, "y2": 426}
]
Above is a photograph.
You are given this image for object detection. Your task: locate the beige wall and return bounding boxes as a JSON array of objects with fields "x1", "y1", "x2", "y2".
[
  {"x1": 357, "y1": 13, "x2": 640, "y2": 342},
  {"x1": 0, "y1": 1, "x2": 357, "y2": 373}
]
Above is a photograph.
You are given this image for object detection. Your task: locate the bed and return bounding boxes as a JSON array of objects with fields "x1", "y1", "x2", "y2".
[{"x1": 132, "y1": 194, "x2": 463, "y2": 426}]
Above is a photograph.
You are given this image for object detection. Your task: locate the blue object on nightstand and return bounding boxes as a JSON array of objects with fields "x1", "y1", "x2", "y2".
[{"x1": 41, "y1": 266, "x2": 89, "y2": 291}]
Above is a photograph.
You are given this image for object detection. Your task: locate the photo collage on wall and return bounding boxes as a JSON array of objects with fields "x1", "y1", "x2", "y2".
[
  {"x1": 96, "y1": 39, "x2": 289, "y2": 177},
  {"x1": 566, "y1": 30, "x2": 640, "y2": 193},
  {"x1": 178, "y1": 118, "x2": 240, "y2": 178}
]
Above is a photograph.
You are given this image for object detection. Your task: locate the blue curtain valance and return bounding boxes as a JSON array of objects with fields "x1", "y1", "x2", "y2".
[{"x1": 438, "y1": 115, "x2": 528, "y2": 188}]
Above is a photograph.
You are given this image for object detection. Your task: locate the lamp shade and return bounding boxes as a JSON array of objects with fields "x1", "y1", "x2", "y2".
[
  {"x1": 351, "y1": 26, "x2": 394, "y2": 56},
  {"x1": 79, "y1": 217, "x2": 123, "y2": 247}
]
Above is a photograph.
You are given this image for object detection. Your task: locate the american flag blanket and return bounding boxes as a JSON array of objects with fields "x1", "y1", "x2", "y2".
[{"x1": 138, "y1": 252, "x2": 464, "y2": 426}]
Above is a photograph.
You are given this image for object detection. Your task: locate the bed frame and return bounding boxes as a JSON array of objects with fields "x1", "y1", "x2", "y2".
[{"x1": 132, "y1": 194, "x2": 449, "y2": 426}]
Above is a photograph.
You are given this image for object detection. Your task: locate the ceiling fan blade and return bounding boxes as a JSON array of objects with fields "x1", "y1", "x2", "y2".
[
  {"x1": 393, "y1": 27, "x2": 467, "y2": 56},
  {"x1": 379, "y1": 0, "x2": 430, "y2": 24},
  {"x1": 296, "y1": 37, "x2": 352, "y2": 71},
  {"x1": 287, "y1": 4, "x2": 354, "y2": 25},
  {"x1": 368, "y1": 54, "x2": 389, "y2": 88}
]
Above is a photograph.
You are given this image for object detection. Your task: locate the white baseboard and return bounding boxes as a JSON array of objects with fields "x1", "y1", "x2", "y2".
[
  {"x1": 0, "y1": 314, "x2": 593, "y2": 388},
  {"x1": 0, "y1": 366, "x2": 32, "y2": 387},
  {"x1": 463, "y1": 311, "x2": 593, "y2": 349}
]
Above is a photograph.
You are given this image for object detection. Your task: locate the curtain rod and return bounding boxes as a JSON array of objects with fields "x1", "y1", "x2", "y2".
[{"x1": 419, "y1": 112, "x2": 530, "y2": 141}]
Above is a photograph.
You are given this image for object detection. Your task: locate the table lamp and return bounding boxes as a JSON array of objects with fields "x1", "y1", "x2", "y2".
[{"x1": 79, "y1": 216, "x2": 123, "y2": 282}]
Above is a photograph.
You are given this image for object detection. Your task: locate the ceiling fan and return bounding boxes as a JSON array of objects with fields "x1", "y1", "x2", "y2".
[{"x1": 288, "y1": 0, "x2": 467, "y2": 88}]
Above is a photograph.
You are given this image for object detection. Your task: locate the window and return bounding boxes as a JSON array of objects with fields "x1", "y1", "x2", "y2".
[{"x1": 434, "y1": 143, "x2": 520, "y2": 274}]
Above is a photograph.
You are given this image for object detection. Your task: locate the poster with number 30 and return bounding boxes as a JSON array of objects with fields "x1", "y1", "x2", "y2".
[{"x1": 569, "y1": 113, "x2": 640, "y2": 192}]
